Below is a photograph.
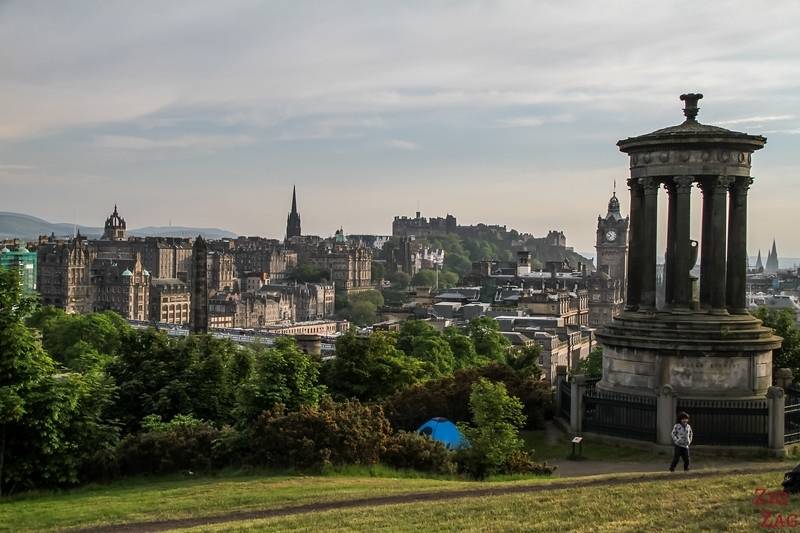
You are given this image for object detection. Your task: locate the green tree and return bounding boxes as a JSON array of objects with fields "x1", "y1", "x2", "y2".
[
  {"x1": 388, "y1": 271, "x2": 411, "y2": 289},
  {"x1": 443, "y1": 326, "x2": 481, "y2": 369},
  {"x1": 337, "y1": 290, "x2": 384, "y2": 326},
  {"x1": 371, "y1": 261, "x2": 386, "y2": 281},
  {"x1": 578, "y1": 346, "x2": 603, "y2": 378},
  {"x1": 456, "y1": 378, "x2": 526, "y2": 479},
  {"x1": 322, "y1": 330, "x2": 425, "y2": 401},
  {"x1": 753, "y1": 307, "x2": 800, "y2": 372},
  {"x1": 287, "y1": 263, "x2": 328, "y2": 283},
  {"x1": 509, "y1": 344, "x2": 543, "y2": 379},
  {"x1": 397, "y1": 320, "x2": 456, "y2": 376},
  {"x1": 468, "y1": 316, "x2": 511, "y2": 363},
  {"x1": 236, "y1": 337, "x2": 325, "y2": 422},
  {"x1": 411, "y1": 269, "x2": 436, "y2": 287}
]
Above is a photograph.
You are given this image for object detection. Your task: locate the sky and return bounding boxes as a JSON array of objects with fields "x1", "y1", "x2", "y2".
[{"x1": 1, "y1": 1, "x2": 799, "y2": 255}]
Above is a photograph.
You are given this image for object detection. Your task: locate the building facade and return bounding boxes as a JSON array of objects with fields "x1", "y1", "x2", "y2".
[
  {"x1": 0, "y1": 242, "x2": 37, "y2": 292},
  {"x1": 149, "y1": 278, "x2": 191, "y2": 325}
]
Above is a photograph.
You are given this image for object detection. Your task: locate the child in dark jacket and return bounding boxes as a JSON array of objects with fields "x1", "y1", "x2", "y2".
[{"x1": 669, "y1": 412, "x2": 693, "y2": 472}]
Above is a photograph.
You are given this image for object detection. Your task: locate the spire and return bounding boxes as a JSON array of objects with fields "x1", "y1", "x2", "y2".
[
  {"x1": 291, "y1": 186, "x2": 298, "y2": 214},
  {"x1": 286, "y1": 186, "x2": 302, "y2": 240},
  {"x1": 755, "y1": 249, "x2": 763, "y2": 271},
  {"x1": 766, "y1": 239, "x2": 780, "y2": 273}
]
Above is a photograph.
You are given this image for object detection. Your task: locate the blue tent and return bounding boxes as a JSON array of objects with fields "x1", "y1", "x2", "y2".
[{"x1": 417, "y1": 417, "x2": 467, "y2": 450}]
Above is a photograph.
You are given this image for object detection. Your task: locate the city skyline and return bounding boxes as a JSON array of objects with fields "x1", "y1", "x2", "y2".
[{"x1": 2, "y1": 2, "x2": 799, "y2": 254}]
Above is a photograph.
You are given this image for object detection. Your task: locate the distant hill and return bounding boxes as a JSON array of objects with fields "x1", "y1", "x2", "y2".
[{"x1": 0, "y1": 212, "x2": 238, "y2": 241}]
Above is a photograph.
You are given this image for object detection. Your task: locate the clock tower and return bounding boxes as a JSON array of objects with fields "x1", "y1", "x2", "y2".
[{"x1": 596, "y1": 191, "x2": 629, "y2": 301}]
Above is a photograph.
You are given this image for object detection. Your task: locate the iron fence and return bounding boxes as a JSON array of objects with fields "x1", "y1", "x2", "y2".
[
  {"x1": 786, "y1": 391, "x2": 800, "y2": 445},
  {"x1": 583, "y1": 385, "x2": 657, "y2": 441},
  {"x1": 559, "y1": 379, "x2": 571, "y2": 420},
  {"x1": 676, "y1": 398, "x2": 768, "y2": 447}
]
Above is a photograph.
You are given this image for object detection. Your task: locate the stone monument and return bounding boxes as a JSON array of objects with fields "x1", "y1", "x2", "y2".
[
  {"x1": 190, "y1": 235, "x2": 209, "y2": 333},
  {"x1": 596, "y1": 93, "x2": 782, "y2": 399}
]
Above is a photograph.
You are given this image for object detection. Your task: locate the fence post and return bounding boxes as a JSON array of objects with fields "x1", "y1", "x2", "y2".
[
  {"x1": 555, "y1": 365, "x2": 568, "y2": 414},
  {"x1": 776, "y1": 368, "x2": 794, "y2": 390},
  {"x1": 570, "y1": 374, "x2": 586, "y2": 434},
  {"x1": 656, "y1": 384, "x2": 676, "y2": 446},
  {"x1": 767, "y1": 386, "x2": 786, "y2": 454}
]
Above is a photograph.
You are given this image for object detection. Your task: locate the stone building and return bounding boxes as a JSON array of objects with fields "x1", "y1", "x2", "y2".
[
  {"x1": 90, "y1": 253, "x2": 150, "y2": 320},
  {"x1": 101, "y1": 205, "x2": 126, "y2": 241},
  {"x1": 589, "y1": 191, "x2": 629, "y2": 326},
  {"x1": 231, "y1": 237, "x2": 297, "y2": 282},
  {"x1": 392, "y1": 212, "x2": 458, "y2": 238},
  {"x1": 208, "y1": 291, "x2": 282, "y2": 329},
  {"x1": 208, "y1": 251, "x2": 236, "y2": 292},
  {"x1": 306, "y1": 229, "x2": 373, "y2": 292},
  {"x1": 260, "y1": 282, "x2": 336, "y2": 322},
  {"x1": 37, "y1": 234, "x2": 94, "y2": 313},
  {"x1": 149, "y1": 278, "x2": 191, "y2": 325}
]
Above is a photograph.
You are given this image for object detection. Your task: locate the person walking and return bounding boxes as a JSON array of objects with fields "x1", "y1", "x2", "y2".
[{"x1": 669, "y1": 412, "x2": 693, "y2": 472}]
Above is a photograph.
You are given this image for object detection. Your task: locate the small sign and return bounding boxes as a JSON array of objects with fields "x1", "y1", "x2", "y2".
[{"x1": 571, "y1": 437, "x2": 583, "y2": 444}]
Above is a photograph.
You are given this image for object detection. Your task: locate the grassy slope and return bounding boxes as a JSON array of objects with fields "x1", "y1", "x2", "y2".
[
  {"x1": 0, "y1": 468, "x2": 555, "y2": 533},
  {"x1": 185, "y1": 471, "x2": 785, "y2": 532}
]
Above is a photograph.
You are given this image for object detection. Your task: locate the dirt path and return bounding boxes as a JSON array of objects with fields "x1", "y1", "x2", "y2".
[{"x1": 81, "y1": 465, "x2": 788, "y2": 533}]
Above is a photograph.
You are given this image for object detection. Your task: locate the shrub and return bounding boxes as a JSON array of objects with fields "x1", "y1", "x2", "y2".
[
  {"x1": 455, "y1": 379, "x2": 526, "y2": 480},
  {"x1": 243, "y1": 399, "x2": 392, "y2": 469},
  {"x1": 498, "y1": 450, "x2": 555, "y2": 476},
  {"x1": 382, "y1": 432, "x2": 456, "y2": 474},
  {"x1": 383, "y1": 363, "x2": 553, "y2": 431},
  {"x1": 116, "y1": 415, "x2": 228, "y2": 475}
]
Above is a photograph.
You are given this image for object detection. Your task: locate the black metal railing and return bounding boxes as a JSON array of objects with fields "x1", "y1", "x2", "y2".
[
  {"x1": 583, "y1": 386, "x2": 657, "y2": 441},
  {"x1": 676, "y1": 398, "x2": 768, "y2": 447},
  {"x1": 559, "y1": 379, "x2": 571, "y2": 420},
  {"x1": 786, "y1": 392, "x2": 800, "y2": 445}
]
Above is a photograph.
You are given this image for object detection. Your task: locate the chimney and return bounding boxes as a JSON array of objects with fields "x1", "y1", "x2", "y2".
[{"x1": 516, "y1": 250, "x2": 531, "y2": 276}]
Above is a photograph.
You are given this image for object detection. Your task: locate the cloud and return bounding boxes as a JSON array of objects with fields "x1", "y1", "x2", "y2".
[
  {"x1": 495, "y1": 114, "x2": 576, "y2": 128},
  {"x1": 384, "y1": 139, "x2": 419, "y2": 150},
  {"x1": 94, "y1": 134, "x2": 256, "y2": 150},
  {"x1": 717, "y1": 115, "x2": 795, "y2": 125}
]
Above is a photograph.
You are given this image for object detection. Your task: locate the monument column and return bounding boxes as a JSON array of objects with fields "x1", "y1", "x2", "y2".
[
  {"x1": 663, "y1": 181, "x2": 676, "y2": 307},
  {"x1": 708, "y1": 176, "x2": 732, "y2": 313},
  {"x1": 672, "y1": 176, "x2": 694, "y2": 309},
  {"x1": 727, "y1": 176, "x2": 753, "y2": 314},
  {"x1": 639, "y1": 178, "x2": 660, "y2": 311},
  {"x1": 625, "y1": 178, "x2": 643, "y2": 310},
  {"x1": 698, "y1": 180, "x2": 713, "y2": 309}
]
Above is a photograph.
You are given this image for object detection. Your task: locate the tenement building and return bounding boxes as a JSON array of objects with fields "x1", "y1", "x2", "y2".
[
  {"x1": 37, "y1": 233, "x2": 94, "y2": 313},
  {"x1": 90, "y1": 253, "x2": 149, "y2": 320},
  {"x1": 149, "y1": 278, "x2": 191, "y2": 325}
]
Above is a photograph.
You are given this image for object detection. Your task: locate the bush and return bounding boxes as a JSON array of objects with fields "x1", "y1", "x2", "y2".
[
  {"x1": 382, "y1": 432, "x2": 456, "y2": 474},
  {"x1": 383, "y1": 363, "x2": 553, "y2": 431},
  {"x1": 498, "y1": 450, "x2": 555, "y2": 476},
  {"x1": 116, "y1": 415, "x2": 229, "y2": 475},
  {"x1": 243, "y1": 399, "x2": 392, "y2": 469},
  {"x1": 455, "y1": 379, "x2": 526, "y2": 480}
]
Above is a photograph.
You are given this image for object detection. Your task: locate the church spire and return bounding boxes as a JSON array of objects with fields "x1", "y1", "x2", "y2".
[
  {"x1": 286, "y1": 186, "x2": 302, "y2": 240},
  {"x1": 766, "y1": 239, "x2": 779, "y2": 273}
]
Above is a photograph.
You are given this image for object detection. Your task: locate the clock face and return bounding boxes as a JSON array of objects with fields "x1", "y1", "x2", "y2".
[{"x1": 605, "y1": 230, "x2": 617, "y2": 242}]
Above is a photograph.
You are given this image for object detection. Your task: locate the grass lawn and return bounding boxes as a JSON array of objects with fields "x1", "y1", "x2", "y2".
[
  {"x1": 181, "y1": 471, "x2": 789, "y2": 532},
  {"x1": 0, "y1": 467, "x2": 556, "y2": 533}
]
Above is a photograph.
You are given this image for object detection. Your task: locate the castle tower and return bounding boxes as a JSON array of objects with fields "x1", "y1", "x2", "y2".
[
  {"x1": 102, "y1": 204, "x2": 126, "y2": 241},
  {"x1": 595, "y1": 190, "x2": 629, "y2": 302},
  {"x1": 286, "y1": 186, "x2": 302, "y2": 240},
  {"x1": 190, "y1": 235, "x2": 208, "y2": 333}
]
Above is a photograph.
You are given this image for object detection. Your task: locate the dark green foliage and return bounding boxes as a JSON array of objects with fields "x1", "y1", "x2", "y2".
[
  {"x1": 0, "y1": 269, "x2": 118, "y2": 494},
  {"x1": 286, "y1": 263, "x2": 329, "y2": 283},
  {"x1": 498, "y1": 450, "x2": 555, "y2": 476},
  {"x1": 116, "y1": 415, "x2": 228, "y2": 475},
  {"x1": 397, "y1": 320, "x2": 456, "y2": 376},
  {"x1": 383, "y1": 363, "x2": 553, "y2": 432},
  {"x1": 235, "y1": 337, "x2": 325, "y2": 423},
  {"x1": 322, "y1": 330, "x2": 425, "y2": 401},
  {"x1": 468, "y1": 317, "x2": 511, "y2": 363},
  {"x1": 108, "y1": 330, "x2": 244, "y2": 431},
  {"x1": 455, "y1": 379, "x2": 526, "y2": 479},
  {"x1": 443, "y1": 326, "x2": 482, "y2": 369},
  {"x1": 387, "y1": 271, "x2": 411, "y2": 289},
  {"x1": 578, "y1": 346, "x2": 603, "y2": 378},
  {"x1": 336, "y1": 290, "x2": 384, "y2": 326},
  {"x1": 381, "y1": 431, "x2": 456, "y2": 474},
  {"x1": 371, "y1": 261, "x2": 385, "y2": 281},
  {"x1": 753, "y1": 307, "x2": 799, "y2": 372},
  {"x1": 243, "y1": 399, "x2": 392, "y2": 469},
  {"x1": 508, "y1": 344, "x2": 544, "y2": 379}
]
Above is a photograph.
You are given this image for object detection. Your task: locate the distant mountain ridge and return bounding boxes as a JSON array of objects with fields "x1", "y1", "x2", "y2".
[{"x1": 0, "y1": 212, "x2": 238, "y2": 240}]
